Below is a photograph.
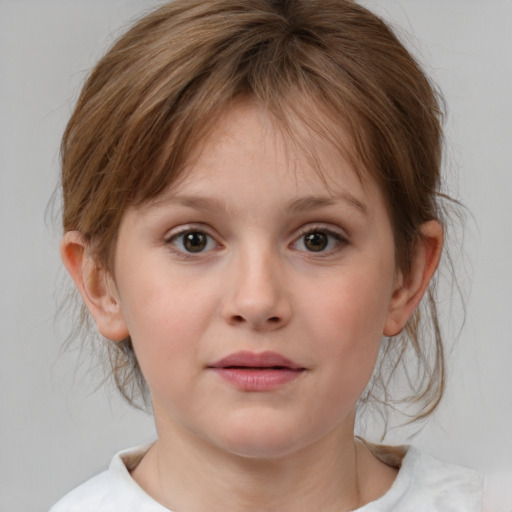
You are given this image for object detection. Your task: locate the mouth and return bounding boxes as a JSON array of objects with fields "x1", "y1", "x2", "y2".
[{"x1": 208, "y1": 351, "x2": 306, "y2": 391}]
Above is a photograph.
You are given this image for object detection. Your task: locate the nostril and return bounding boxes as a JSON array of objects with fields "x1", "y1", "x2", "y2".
[{"x1": 231, "y1": 314, "x2": 281, "y2": 325}]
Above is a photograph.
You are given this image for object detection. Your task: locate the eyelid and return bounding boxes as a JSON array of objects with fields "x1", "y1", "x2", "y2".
[
  {"x1": 164, "y1": 224, "x2": 222, "y2": 257},
  {"x1": 164, "y1": 223, "x2": 216, "y2": 242},
  {"x1": 291, "y1": 224, "x2": 349, "y2": 253},
  {"x1": 294, "y1": 223, "x2": 348, "y2": 240}
]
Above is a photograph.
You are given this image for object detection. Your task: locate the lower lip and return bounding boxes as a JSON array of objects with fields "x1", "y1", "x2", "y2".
[{"x1": 211, "y1": 368, "x2": 304, "y2": 391}]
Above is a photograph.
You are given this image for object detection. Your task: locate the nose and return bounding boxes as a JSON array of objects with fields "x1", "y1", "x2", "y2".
[{"x1": 221, "y1": 247, "x2": 292, "y2": 331}]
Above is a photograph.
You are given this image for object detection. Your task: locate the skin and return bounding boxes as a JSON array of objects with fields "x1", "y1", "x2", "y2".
[{"x1": 62, "y1": 100, "x2": 443, "y2": 511}]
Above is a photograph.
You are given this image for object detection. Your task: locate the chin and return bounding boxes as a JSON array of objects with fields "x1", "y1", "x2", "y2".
[
  {"x1": 222, "y1": 435, "x2": 304, "y2": 460},
  {"x1": 207, "y1": 413, "x2": 315, "y2": 460}
]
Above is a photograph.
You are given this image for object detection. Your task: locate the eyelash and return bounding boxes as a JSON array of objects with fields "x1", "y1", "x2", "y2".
[
  {"x1": 165, "y1": 227, "x2": 221, "y2": 259},
  {"x1": 291, "y1": 226, "x2": 348, "y2": 255},
  {"x1": 165, "y1": 226, "x2": 348, "y2": 258}
]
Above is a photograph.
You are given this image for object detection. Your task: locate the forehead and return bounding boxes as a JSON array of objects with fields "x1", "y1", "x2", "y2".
[
  {"x1": 155, "y1": 99, "x2": 376, "y2": 210},
  {"x1": 116, "y1": 98, "x2": 396, "y2": 270}
]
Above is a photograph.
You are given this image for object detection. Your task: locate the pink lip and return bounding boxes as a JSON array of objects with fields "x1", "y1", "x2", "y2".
[{"x1": 208, "y1": 351, "x2": 306, "y2": 391}]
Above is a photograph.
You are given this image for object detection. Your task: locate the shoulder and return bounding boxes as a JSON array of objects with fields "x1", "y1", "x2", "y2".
[
  {"x1": 49, "y1": 444, "x2": 168, "y2": 512},
  {"x1": 49, "y1": 469, "x2": 117, "y2": 512},
  {"x1": 360, "y1": 445, "x2": 484, "y2": 512},
  {"x1": 482, "y1": 471, "x2": 512, "y2": 512},
  {"x1": 402, "y1": 446, "x2": 484, "y2": 508}
]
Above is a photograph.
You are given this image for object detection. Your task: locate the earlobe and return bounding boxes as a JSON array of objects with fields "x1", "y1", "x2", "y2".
[
  {"x1": 60, "y1": 231, "x2": 129, "y2": 342},
  {"x1": 383, "y1": 220, "x2": 444, "y2": 337}
]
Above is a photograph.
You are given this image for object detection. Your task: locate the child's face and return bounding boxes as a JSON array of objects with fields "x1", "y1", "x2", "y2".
[{"x1": 109, "y1": 101, "x2": 402, "y2": 458}]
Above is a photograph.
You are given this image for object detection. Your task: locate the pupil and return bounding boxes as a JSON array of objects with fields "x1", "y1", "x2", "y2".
[
  {"x1": 304, "y1": 232, "x2": 327, "y2": 251},
  {"x1": 184, "y1": 232, "x2": 207, "y2": 252}
]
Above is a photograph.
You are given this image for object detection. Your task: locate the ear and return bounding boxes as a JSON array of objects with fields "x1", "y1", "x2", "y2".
[
  {"x1": 384, "y1": 220, "x2": 444, "y2": 337},
  {"x1": 60, "y1": 231, "x2": 129, "y2": 342}
]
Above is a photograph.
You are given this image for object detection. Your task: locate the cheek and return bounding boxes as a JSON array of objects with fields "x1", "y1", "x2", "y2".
[
  {"x1": 117, "y1": 269, "x2": 220, "y2": 386},
  {"x1": 309, "y1": 267, "x2": 393, "y2": 345},
  {"x1": 302, "y1": 263, "x2": 394, "y2": 390}
]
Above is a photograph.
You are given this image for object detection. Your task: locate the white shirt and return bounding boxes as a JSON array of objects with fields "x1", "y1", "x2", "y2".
[{"x1": 50, "y1": 444, "x2": 484, "y2": 511}]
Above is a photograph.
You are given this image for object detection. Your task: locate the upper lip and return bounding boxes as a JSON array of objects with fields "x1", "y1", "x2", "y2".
[{"x1": 208, "y1": 351, "x2": 304, "y2": 370}]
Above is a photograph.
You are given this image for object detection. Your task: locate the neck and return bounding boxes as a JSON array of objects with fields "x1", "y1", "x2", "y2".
[{"x1": 133, "y1": 420, "x2": 366, "y2": 512}]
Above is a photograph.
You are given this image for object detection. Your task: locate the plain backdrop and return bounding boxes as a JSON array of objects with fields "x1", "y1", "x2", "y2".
[{"x1": 1, "y1": 1, "x2": 511, "y2": 510}]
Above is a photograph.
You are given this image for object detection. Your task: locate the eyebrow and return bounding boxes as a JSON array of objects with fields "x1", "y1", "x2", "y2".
[
  {"x1": 287, "y1": 194, "x2": 368, "y2": 216},
  {"x1": 155, "y1": 192, "x2": 367, "y2": 216},
  {"x1": 161, "y1": 196, "x2": 232, "y2": 214}
]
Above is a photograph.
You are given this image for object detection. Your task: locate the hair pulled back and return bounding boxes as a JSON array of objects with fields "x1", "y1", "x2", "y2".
[{"x1": 61, "y1": 0, "x2": 447, "y2": 425}]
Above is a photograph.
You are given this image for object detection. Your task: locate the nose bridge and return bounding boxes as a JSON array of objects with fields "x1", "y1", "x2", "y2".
[{"x1": 222, "y1": 237, "x2": 291, "y2": 330}]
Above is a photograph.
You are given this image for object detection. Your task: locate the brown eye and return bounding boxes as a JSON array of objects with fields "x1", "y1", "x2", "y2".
[
  {"x1": 183, "y1": 231, "x2": 208, "y2": 252},
  {"x1": 292, "y1": 228, "x2": 345, "y2": 254},
  {"x1": 303, "y1": 232, "x2": 329, "y2": 252},
  {"x1": 168, "y1": 230, "x2": 217, "y2": 254}
]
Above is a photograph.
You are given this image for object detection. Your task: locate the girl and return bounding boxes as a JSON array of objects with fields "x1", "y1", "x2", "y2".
[{"x1": 52, "y1": 0, "x2": 484, "y2": 510}]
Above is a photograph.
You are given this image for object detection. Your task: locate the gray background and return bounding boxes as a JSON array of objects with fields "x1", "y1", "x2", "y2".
[{"x1": 1, "y1": 1, "x2": 511, "y2": 510}]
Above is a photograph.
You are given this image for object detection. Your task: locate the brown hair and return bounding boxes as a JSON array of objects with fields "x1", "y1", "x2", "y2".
[{"x1": 61, "y1": 0, "x2": 448, "y2": 424}]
